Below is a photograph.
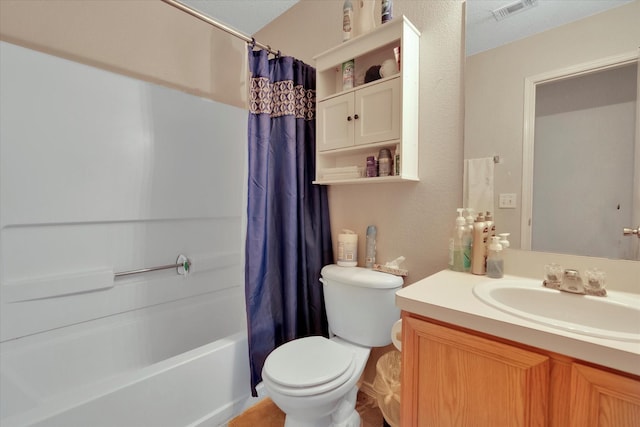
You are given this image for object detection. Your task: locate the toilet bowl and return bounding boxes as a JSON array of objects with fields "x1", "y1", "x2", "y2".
[
  {"x1": 262, "y1": 336, "x2": 370, "y2": 427},
  {"x1": 261, "y1": 265, "x2": 404, "y2": 427}
]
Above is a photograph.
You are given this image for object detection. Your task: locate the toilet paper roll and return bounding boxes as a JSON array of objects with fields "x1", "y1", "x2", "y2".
[{"x1": 391, "y1": 319, "x2": 402, "y2": 351}]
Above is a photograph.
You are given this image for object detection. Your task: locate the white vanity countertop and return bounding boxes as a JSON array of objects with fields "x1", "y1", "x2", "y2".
[{"x1": 396, "y1": 270, "x2": 640, "y2": 376}]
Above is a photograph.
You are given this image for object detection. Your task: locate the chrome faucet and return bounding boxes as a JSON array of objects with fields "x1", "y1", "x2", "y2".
[
  {"x1": 559, "y1": 269, "x2": 584, "y2": 294},
  {"x1": 543, "y1": 268, "x2": 607, "y2": 297}
]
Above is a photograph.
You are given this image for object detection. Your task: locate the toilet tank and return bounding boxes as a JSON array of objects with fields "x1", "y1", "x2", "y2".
[{"x1": 321, "y1": 265, "x2": 403, "y2": 347}]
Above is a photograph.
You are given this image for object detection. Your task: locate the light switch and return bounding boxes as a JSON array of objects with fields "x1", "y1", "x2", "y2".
[{"x1": 499, "y1": 193, "x2": 517, "y2": 209}]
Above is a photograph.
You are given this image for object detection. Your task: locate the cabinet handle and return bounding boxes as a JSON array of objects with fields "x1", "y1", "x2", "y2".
[
  {"x1": 354, "y1": 114, "x2": 359, "y2": 120},
  {"x1": 347, "y1": 116, "x2": 352, "y2": 121}
]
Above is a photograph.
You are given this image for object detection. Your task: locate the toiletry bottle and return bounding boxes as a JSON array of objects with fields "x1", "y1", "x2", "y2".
[
  {"x1": 498, "y1": 233, "x2": 510, "y2": 249},
  {"x1": 484, "y1": 211, "x2": 494, "y2": 270},
  {"x1": 381, "y1": 0, "x2": 393, "y2": 23},
  {"x1": 337, "y1": 229, "x2": 358, "y2": 267},
  {"x1": 485, "y1": 211, "x2": 496, "y2": 239},
  {"x1": 471, "y1": 213, "x2": 487, "y2": 275},
  {"x1": 342, "y1": 59, "x2": 355, "y2": 90},
  {"x1": 462, "y1": 209, "x2": 474, "y2": 272},
  {"x1": 378, "y1": 148, "x2": 392, "y2": 176},
  {"x1": 486, "y1": 236, "x2": 504, "y2": 278},
  {"x1": 365, "y1": 225, "x2": 377, "y2": 268},
  {"x1": 448, "y1": 208, "x2": 466, "y2": 272},
  {"x1": 343, "y1": 0, "x2": 354, "y2": 42},
  {"x1": 394, "y1": 144, "x2": 400, "y2": 176},
  {"x1": 366, "y1": 156, "x2": 377, "y2": 177}
]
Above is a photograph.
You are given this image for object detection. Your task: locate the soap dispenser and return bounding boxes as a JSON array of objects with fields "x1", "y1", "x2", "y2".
[
  {"x1": 498, "y1": 233, "x2": 510, "y2": 249},
  {"x1": 487, "y1": 236, "x2": 504, "y2": 278},
  {"x1": 448, "y1": 208, "x2": 466, "y2": 272}
]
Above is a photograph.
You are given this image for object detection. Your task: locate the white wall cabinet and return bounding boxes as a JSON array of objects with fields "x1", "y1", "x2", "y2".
[
  {"x1": 318, "y1": 77, "x2": 400, "y2": 152},
  {"x1": 313, "y1": 16, "x2": 420, "y2": 184}
]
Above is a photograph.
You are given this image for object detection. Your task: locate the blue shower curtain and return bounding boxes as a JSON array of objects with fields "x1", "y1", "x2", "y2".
[{"x1": 245, "y1": 48, "x2": 333, "y2": 396}]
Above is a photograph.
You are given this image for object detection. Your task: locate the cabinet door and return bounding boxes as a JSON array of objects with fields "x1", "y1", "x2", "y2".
[
  {"x1": 354, "y1": 78, "x2": 401, "y2": 146},
  {"x1": 402, "y1": 316, "x2": 549, "y2": 427},
  {"x1": 317, "y1": 93, "x2": 355, "y2": 152},
  {"x1": 570, "y1": 363, "x2": 640, "y2": 427}
]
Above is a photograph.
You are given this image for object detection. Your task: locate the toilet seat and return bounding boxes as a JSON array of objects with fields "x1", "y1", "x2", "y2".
[{"x1": 263, "y1": 336, "x2": 356, "y2": 397}]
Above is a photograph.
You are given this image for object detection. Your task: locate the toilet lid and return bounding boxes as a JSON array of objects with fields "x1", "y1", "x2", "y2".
[{"x1": 263, "y1": 336, "x2": 354, "y2": 389}]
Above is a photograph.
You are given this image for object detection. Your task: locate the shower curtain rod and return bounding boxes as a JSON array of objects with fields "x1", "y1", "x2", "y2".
[{"x1": 161, "y1": 0, "x2": 281, "y2": 56}]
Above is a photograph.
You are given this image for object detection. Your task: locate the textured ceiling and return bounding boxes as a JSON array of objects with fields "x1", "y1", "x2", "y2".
[
  {"x1": 465, "y1": 0, "x2": 634, "y2": 55},
  {"x1": 178, "y1": 0, "x2": 300, "y2": 35},
  {"x1": 178, "y1": 0, "x2": 633, "y2": 56}
]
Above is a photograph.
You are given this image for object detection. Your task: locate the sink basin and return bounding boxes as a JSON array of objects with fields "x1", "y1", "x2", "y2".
[{"x1": 473, "y1": 279, "x2": 640, "y2": 342}]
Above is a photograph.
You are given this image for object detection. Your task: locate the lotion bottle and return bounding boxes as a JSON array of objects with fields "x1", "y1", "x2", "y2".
[
  {"x1": 448, "y1": 208, "x2": 466, "y2": 272},
  {"x1": 485, "y1": 211, "x2": 496, "y2": 239},
  {"x1": 471, "y1": 213, "x2": 487, "y2": 275},
  {"x1": 463, "y1": 208, "x2": 475, "y2": 272}
]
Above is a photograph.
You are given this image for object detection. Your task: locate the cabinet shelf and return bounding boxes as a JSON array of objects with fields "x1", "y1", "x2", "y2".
[
  {"x1": 317, "y1": 74, "x2": 399, "y2": 103},
  {"x1": 313, "y1": 16, "x2": 420, "y2": 185},
  {"x1": 313, "y1": 175, "x2": 419, "y2": 185},
  {"x1": 317, "y1": 138, "x2": 401, "y2": 155}
]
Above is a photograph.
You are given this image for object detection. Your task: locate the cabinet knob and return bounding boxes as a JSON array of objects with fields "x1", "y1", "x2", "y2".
[
  {"x1": 354, "y1": 114, "x2": 359, "y2": 120},
  {"x1": 347, "y1": 116, "x2": 352, "y2": 121}
]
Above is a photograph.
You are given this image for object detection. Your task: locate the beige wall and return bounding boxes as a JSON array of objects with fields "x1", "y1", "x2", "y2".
[
  {"x1": 1, "y1": 0, "x2": 465, "y2": 397},
  {"x1": 1, "y1": 0, "x2": 464, "y2": 298},
  {"x1": 257, "y1": 0, "x2": 465, "y2": 389},
  {"x1": 465, "y1": 0, "x2": 640, "y2": 249},
  {"x1": 257, "y1": 0, "x2": 466, "y2": 283},
  {"x1": 0, "y1": 0, "x2": 248, "y2": 108}
]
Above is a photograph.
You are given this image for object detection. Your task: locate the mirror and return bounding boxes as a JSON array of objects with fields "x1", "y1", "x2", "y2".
[{"x1": 464, "y1": 0, "x2": 639, "y2": 260}]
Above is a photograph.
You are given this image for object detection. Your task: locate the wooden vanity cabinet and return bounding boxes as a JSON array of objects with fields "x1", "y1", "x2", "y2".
[
  {"x1": 569, "y1": 363, "x2": 640, "y2": 427},
  {"x1": 402, "y1": 313, "x2": 640, "y2": 427},
  {"x1": 401, "y1": 315, "x2": 549, "y2": 426}
]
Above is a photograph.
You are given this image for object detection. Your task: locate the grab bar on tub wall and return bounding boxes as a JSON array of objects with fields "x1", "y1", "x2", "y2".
[
  {"x1": 2, "y1": 254, "x2": 192, "y2": 303},
  {"x1": 114, "y1": 254, "x2": 191, "y2": 278}
]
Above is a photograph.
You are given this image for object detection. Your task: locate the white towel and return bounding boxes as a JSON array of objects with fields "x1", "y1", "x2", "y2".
[{"x1": 464, "y1": 157, "x2": 494, "y2": 215}]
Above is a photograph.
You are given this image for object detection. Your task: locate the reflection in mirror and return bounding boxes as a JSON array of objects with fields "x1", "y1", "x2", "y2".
[
  {"x1": 531, "y1": 62, "x2": 638, "y2": 260},
  {"x1": 464, "y1": 0, "x2": 639, "y2": 260}
]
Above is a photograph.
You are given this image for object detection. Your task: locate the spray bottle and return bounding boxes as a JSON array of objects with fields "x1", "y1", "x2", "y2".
[
  {"x1": 342, "y1": 0, "x2": 354, "y2": 42},
  {"x1": 365, "y1": 225, "x2": 377, "y2": 268}
]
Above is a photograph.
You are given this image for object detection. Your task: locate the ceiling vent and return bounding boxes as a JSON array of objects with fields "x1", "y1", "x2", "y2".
[{"x1": 492, "y1": 0, "x2": 538, "y2": 21}]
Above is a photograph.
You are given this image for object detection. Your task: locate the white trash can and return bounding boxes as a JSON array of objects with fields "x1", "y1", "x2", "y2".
[{"x1": 372, "y1": 350, "x2": 401, "y2": 427}]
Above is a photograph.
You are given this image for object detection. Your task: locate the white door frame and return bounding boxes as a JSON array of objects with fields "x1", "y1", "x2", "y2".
[{"x1": 520, "y1": 51, "x2": 639, "y2": 250}]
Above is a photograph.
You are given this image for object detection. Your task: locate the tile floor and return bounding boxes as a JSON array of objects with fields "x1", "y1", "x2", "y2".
[
  {"x1": 229, "y1": 391, "x2": 386, "y2": 427},
  {"x1": 357, "y1": 391, "x2": 386, "y2": 427}
]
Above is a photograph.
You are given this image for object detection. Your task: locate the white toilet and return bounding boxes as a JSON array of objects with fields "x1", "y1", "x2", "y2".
[{"x1": 261, "y1": 264, "x2": 403, "y2": 427}]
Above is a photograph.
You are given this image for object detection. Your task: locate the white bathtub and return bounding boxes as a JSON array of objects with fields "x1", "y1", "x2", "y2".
[{"x1": 0, "y1": 289, "x2": 257, "y2": 427}]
